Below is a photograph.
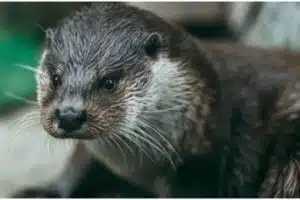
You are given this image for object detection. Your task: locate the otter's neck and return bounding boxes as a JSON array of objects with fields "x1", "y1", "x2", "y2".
[{"x1": 174, "y1": 38, "x2": 220, "y2": 157}]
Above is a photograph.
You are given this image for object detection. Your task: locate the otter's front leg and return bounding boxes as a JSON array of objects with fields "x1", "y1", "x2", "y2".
[{"x1": 12, "y1": 142, "x2": 91, "y2": 198}]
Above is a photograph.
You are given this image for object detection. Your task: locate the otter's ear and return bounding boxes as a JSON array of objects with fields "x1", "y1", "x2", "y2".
[
  {"x1": 144, "y1": 32, "x2": 163, "y2": 58},
  {"x1": 44, "y1": 28, "x2": 53, "y2": 48}
]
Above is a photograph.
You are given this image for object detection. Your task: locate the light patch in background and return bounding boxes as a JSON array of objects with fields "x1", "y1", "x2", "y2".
[{"x1": 0, "y1": 105, "x2": 75, "y2": 197}]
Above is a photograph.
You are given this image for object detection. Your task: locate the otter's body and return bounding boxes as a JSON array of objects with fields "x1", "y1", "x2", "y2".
[
  {"x1": 14, "y1": 3, "x2": 300, "y2": 198},
  {"x1": 201, "y1": 41, "x2": 300, "y2": 197}
]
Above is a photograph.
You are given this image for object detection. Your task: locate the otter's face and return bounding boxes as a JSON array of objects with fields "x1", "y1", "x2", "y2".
[{"x1": 36, "y1": 27, "x2": 168, "y2": 140}]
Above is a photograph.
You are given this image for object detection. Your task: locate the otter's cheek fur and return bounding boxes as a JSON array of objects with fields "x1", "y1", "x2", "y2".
[
  {"x1": 84, "y1": 101, "x2": 127, "y2": 137},
  {"x1": 37, "y1": 85, "x2": 57, "y2": 136},
  {"x1": 40, "y1": 105, "x2": 58, "y2": 136}
]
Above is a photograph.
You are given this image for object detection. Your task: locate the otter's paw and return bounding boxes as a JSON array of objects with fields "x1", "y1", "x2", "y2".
[{"x1": 12, "y1": 188, "x2": 61, "y2": 198}]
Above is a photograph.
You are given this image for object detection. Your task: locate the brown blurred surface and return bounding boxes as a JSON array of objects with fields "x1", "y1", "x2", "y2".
[
  {"x1": 0, "y1": 2, "x2": 226, "y2": 30},
  {"x1": 129, "y1": 2, "x2": 226, "y2": 23}
]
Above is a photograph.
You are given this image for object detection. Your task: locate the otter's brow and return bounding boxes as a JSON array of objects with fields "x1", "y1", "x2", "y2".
[{"x1": 99, "y1": 69, "x2": 124, "y2": 80}]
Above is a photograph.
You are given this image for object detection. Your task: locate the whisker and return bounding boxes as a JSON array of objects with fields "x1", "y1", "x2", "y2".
[
  {"x1": 36, "y1": 23, "x2": 46, "y2": 33},
  {"x1": 12, "y1": 111, "x2": 40, "y2": 127},
  {"x1": 143, "y1": 105, "x2": 184, "y2": 113},
  {"x1": 103, "y1": 136, "x2": 114, "y2": 151},
  {"x1": 3, "y1": 91, "x2": 38, "y2": 106},
  {"x1": 15, "y1": 64, "x2": 37, "y2": 73},
  {"x1": 108, "y1": 134, "x2": 128, "y2": 170},
  {"x1": 10, "y1": 112, "x2": 41, "y2": 140},
  {"x1": 123, "y1": 104, "x2": 182, "y2": 168},
  {"x1": 111, "y1": 131, "x2": 134, "y2": 155},
  {"x1": 91, "y1": 125, "x2": 116, "y2": 152},
  {"x1": 121, "y1": 125, "x2": 167, "y2": 164},
  {"x1": 17, "y1": 120, "x2": 40, "y2": 131},
  {"x1": 14, "y1": 63, "x2": 46, "y2": 78},
  {"x1": 14, "y1": 119, "x2": 40, "y2": 131},
  {"x1": 139, "y1": 115, "x2": 182, "y2": 164},
  {"x1": 14, "y1": 113, "x2": 40, "y2": 123},
  {"x1": 111, "y1": 128, "x2": 143, "y2": 167},
  {"x1": 13, "y1": 114, "x2": 40, "y2": 127},
  {"x1": 115, "y1": 126, "x2": 144, "y2": 166},
  {"x1": 122, "y1": 132, "x2": 150, "y2": 165},
  {"x1": 135, "y1": 125, "x2": 176, "y2": 169},
  {"x1": 13, "y1": 122, "x2": 40, "y2": 137},
  {"x1": 118, "y1": 125, "x2": 153, "y2": 163},
  {"x1": 97, "y1": 101, "x2": 128, "y2": 118}
]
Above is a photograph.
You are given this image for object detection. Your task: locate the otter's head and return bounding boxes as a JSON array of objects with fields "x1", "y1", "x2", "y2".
[{"x1": 36, "y1": 3, "x2": 206, "y2": 147}]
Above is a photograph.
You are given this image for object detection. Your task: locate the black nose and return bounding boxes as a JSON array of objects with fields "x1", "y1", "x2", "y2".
[{"x1": 55, "y1": 107, "x2": 87, "y2": 132}]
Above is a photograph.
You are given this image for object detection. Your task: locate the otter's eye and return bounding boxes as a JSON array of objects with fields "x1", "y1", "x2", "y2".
[
  {"x1": 102, "y1": 77, "x2": 118, "y2": 92},
  {"x1": 51, "y1": 74, "x2": 61, "y2": 88},
  {"x1": 99, "y1": 71, "x2": 122, "y2": 92}
]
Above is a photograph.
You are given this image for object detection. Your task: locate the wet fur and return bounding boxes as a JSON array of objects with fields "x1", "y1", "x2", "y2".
[
  {"x1": 14, "y1": 2, "x2": 300, "y2": 197},
  {"x1": 34, "y1": 2, "x2": 215, "y2": 196}
]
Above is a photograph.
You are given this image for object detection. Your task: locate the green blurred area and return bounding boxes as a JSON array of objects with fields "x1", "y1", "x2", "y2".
[
  {"x1": 0, "y1": 2, "x2": 87, "y2": 108},
  {"x1": 0, "y1": 31, "x2": 42, "y2": 106}
]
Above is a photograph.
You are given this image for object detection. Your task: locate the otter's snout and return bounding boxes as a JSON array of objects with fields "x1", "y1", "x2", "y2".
[{"x1": 55, "y1": 107, "x2": 87, "y2": 132}]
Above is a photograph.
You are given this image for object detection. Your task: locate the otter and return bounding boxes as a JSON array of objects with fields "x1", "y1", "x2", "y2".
[{"x1": 13, "y1": 2, "x2": 300, "y2": 198}]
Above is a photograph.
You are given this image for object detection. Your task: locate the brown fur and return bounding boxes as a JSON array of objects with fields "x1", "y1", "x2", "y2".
[{"x1": 12, "y1": 3, "x2": 300, "y2": 198}]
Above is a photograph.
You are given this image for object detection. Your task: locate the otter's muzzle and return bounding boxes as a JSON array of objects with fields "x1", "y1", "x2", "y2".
[{"x1": 55, "y1": 106, "x2": 87, "y2": 132}]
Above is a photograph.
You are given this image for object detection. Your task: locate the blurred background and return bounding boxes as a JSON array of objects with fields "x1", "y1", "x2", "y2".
[{"x1": 1, "y1": 2, "x2": 300, "y2": 197}]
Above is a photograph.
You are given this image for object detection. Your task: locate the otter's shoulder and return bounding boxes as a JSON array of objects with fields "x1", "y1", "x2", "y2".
[
  {"x1": 200, "y1": 41, "x2": 300, "y2": 124},
  {"x1": 200, "y1": 41, "x2": 300, "y2": 88}
]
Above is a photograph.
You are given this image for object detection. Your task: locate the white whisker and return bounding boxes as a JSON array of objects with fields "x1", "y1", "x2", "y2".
[
  {"x1": 15, "y1": 64, "x2": 37, "y2": 73},
  {"x1": 118, "y1": 125, "x2": 153, "y2": 163},
  {"x1": 108, "y1": 134, "x2": 128, "y2": 170},
  {"x1": 143, "y1": 105, "x2": 184, "y2": 113},
  {"x1": 138, "y1": 116, "x2": 182, "y2": 165},
  {"x1": 14, "y1": 63, "x2": 46, "y2": 78},
  {"x1": 36, "y1": 23, "x2": 47, "y2": 33},
  {"x1": 136, "y1": 125, "x2": 177, "y2": 169},
  {"x1": 13, "y1": 111, "x2": 40, "y2": 125},
  {"x1": 13, "y1": 123, "x2": 40, "y2": 138},
  {"x1": 3, "y1": 91, "x2": 38, "y2": 106},
  {"x1": 111, "y1": 131, "x2": 134, "y2": 155},
  {"x1": 120, "y1": 122, "x2": 175, "y2": 168},
  {"x1": 103, "y1": 136, "x2": 114, "y2": 151}
]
